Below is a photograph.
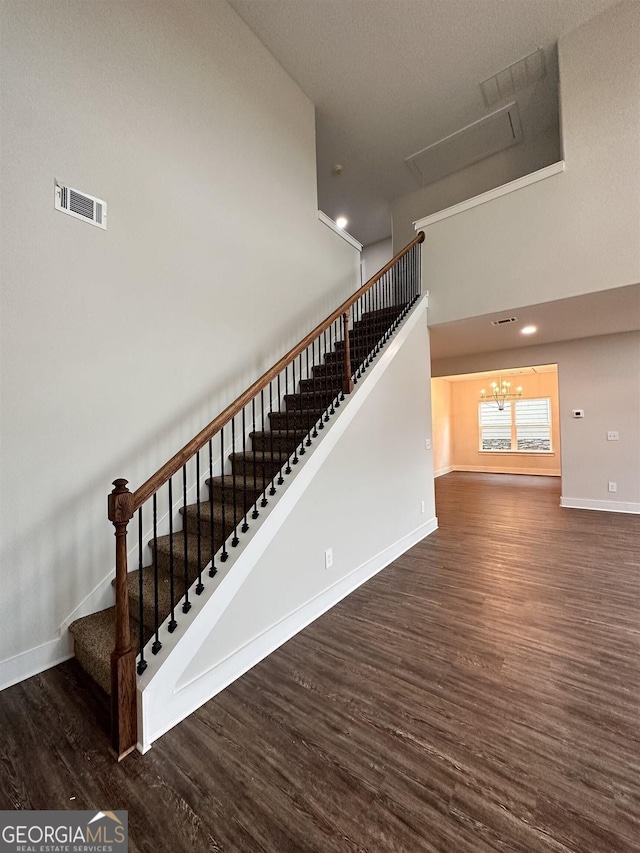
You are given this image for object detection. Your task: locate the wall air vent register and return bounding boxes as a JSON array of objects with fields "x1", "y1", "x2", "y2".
[{"x1": 55, "y1": 182, "x2": 107, "y2": 229}]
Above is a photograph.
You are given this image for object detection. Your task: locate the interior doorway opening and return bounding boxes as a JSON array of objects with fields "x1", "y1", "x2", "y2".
[{"x1": 431, "y1": 363, "x2": 560, "y2": 479}]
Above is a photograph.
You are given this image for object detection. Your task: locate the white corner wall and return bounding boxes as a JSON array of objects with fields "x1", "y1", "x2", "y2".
[
  {"x1": 137, "y1": 302, "x2": 436, "y2": 748},
  {"x1": 361, "y1": 237, "x2": 393, "y2": 282},
  {"x1": 419, "y1": 2, "x2": 640, "y2": 325},
  {"x1": 432, "y1": 331, "x2": 640, "y2": 513},
  {"x1": 0, "y1": 1, "x2": 360, "y2": 688},
  {"x1": 391, "y1": 130, "x2": 560, "y2": 253}
]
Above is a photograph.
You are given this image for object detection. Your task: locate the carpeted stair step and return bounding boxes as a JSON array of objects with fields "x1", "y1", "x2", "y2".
[
  {"x1": 118, "y1": 565, "x2": 186, "y2": 636},
  {"x1": 250, "y1": 429, "x2": 306, "y2": 454},
  {"x1": 150, "y1": 527, "x2": 215, "y2": 586},
  {"x1": 229, "y1": 450, "x2": 289, "y2": 480},
  {"x1": 297, "y1": 376, "x2": 342, "y2": 393},
  {"x1": 354, "y1": 306, "x2": 404, "y2": 326},
  {"x1": 311, "y1": 363, "x2": 344, "y2": 380},
  {"x1": 323, "y1": 341, "x2": 378, "y2": 362},
  {"x1": 206, "y1": 474, "x2": 266, "y2": 514},
  {"x1": 268, "y1": 409, "x2": 324, "y2": 430},
  {"x1": 69, "y1": 607, "x2": 149, "y2": 695},
  {"x1": 284, "y1": 390, "x2": 338, "y2": 411}
]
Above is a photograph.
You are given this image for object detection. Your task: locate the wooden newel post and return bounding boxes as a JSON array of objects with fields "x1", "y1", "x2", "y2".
[
  {"x1": 342, "y1": 311, "x2": 354, "y2": 395},
  {"x1": 108, "y1": 478, "x2": 137, "y2": 760}
]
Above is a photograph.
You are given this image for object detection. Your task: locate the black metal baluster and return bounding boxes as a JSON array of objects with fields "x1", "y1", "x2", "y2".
[
  {"x1": 137, "y1": 509, "x2": 147, "y2": 674},
  {"x1": 292, "y1": 359, "x2": 299, "y2": 464},
  {"x1": 219, "y1": 430, "x2": 229, "y2": 562},
  {"x1": 277, "y1": 372, "x2": 285, "y2": 484},
  {"x1": 316, "y1": 336, "x2": 324, "y2": 430},
  {"x1": 269, "y1": 382, "x2": 277, "y2": 494},
  {"x1": 323, "y1": 329, "x2": 331, "y2": 420},
  {"x1": 298, "y1": 353, "x2": 307, "y2": 449},
  {"x1": 261, "y1": 389, "x2": 269, "y2": 504},
  {"x1": 251, "y1": 398, "x2": 260, "y2": 516},
  {"x1": 195, "y1": 452, "x2": 204, "y2": 592},
  {"x1": 208, "y1": 440, "x2": 217, "y2": 578},
  {"x1": 241, "y1": 407, "x2": 249, "y2": 532},
  {"x1": 167, "y1": 479, "x2": 177, "y2": 630},
  {"x1": 284, "y1": 366, "x2": 292, "y2": 473},
  {"x1": 152, "y1": 493, "x2": 161, "y2": 654},
  {"x1": 353, "y1": 301, "x2": 361, "y2": 385},
  {"x1": 361, "y1": 289, "x2": 368, "y2": 367},
  {"x1": 305, "y1": 347, "x2": 313, "y2": 444},
  {"x1": 182, "y1": 465, "x2": 192, "y2": 611},
  {"x1": 331, "y1": 326, "x2": 339, "y2": 410},
  {"x1": 385, "y1": 270, "x2": 392, "y2": 340},
  {"x1": 231, "y1": 417, "x2": 239, "y2": 546},
  {"x1": 372, "y1": 278, "x2": 379, "y2": 358}
]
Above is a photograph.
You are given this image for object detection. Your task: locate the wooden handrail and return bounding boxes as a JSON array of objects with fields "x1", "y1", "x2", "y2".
[{"x1": 132, "y1": 231, "x2": 424, "y2": 511}]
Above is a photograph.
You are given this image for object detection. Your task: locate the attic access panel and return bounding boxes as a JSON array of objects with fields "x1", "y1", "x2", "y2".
[{"x1": 405, "y1": 102, "x2": 523, "y2": 187}]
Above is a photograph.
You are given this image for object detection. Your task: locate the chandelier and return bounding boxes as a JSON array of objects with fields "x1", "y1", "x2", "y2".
[{"x1": 480, "y1": 379, "x2": 522, "y2": 411}]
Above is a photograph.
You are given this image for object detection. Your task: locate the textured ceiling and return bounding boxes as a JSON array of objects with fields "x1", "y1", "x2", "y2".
[{"x1": 228, "y1": 0, "x2": 620, "y2": 246}]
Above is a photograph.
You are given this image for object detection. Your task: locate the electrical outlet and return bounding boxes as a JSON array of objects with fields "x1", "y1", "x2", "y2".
[
  {"x1": 608, "y1": 482, "x2": 617, "y2": 493},
  {"x1": 324, "y1": 548, "x2": 333, "y2": 569},
  {"x1": 607, "y1": 431, "x2": 619, "y2": 441},
  {"x1": 421, "y1": 500, "x2": 425, "y2": 514},
  {"x1": 425, "y1": 439, "x2": 431, "y2": 450}
]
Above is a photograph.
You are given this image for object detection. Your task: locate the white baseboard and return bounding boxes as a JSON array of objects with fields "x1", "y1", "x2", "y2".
[
  {"x1": 137, "y1": 515, "x2": 438, "y2": 752},
  {"x1": 0, "y1": 635, "x2": 73, "y2": 692},
  {"x1": 434, "y1": 465, "x2": 454, "y2": 478},
  {"x1": 560, "y1": 496, "x2": 640, "y2": 514},
  {"x1": 453, "y1": 465, "x2": 561, "y2": 477}
]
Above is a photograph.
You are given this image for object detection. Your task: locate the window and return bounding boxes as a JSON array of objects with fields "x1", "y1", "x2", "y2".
[{"x1": 479, "y1": 398, "x2": 551, "y2": 452}]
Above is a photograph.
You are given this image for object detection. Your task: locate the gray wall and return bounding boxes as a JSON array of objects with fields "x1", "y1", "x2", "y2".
[{"x1": 0, "y1": 1, "x2": 359, "y2": 682}]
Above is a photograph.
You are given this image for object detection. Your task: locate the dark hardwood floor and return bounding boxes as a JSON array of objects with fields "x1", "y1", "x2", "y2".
[{"x1": 2, "y1": 472, "x2": 640, "y2": 852}]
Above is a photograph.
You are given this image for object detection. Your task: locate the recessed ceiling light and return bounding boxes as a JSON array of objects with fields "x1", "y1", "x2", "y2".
[
  {"x1": 336, "y1": 216, "x2": 348, "y2": 229},
  {"x1": 521, "y1": 325, "x2": 537, "y2": 335}
]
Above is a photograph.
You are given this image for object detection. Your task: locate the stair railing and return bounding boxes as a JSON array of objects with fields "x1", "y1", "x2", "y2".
[{"x1": 107, "y1": 230, "x2": 424, "y2": 758}]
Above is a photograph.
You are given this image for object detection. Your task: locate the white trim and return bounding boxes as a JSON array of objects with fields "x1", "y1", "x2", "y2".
[
  {"x1": 413, "y1": 161, "x2": 565, "y2": 230},
  {"x1": 560, "y1": 496, "x2": 640, "y2": 514},
  {"x1": 453, "y1": 465, "x2": 561, "y2": 476},
  {"x1": 434, "y1": 465, "x2": 455, "y2": 478},
  {"x1": 136, "y1": 299, "x2": 430, "y2": 751},
  {"x1": 0, "y1": 635, "x2": 73, "y2": 692},
  {"x1": 318, "y1": 210, "x2": 363, "y2": 252},
  {"x1": 137, "y1": 515, "x2": 437, "y2": 753}
]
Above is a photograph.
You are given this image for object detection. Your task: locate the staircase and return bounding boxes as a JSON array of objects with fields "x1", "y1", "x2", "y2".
[
  {"x1": 68, "y1": 231, "x2": 424, "y2": 758},
  {"x1": 69, "y1": 305, "x2": 406, "y2": 693}
]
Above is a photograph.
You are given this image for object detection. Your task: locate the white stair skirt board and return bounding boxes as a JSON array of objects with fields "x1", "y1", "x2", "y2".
[
  {"x1": 137, "y1": 298, "x2": 434, "y2": 752},
  {"x1": 560, "y1": 496, "x2": 640, "y2": 514}
]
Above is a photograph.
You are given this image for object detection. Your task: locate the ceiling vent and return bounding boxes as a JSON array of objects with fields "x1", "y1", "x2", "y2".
[
  {"x1": 405, "y1": 102, "x2": 522, "y2": 187},
  {"x1": 55, "y1": 182, "x2": 107, "y2": 229},
  {"x1": 491, "y1": 317, "x2": 518, "y2": 326},
  {"x1": 480, "y1": 48, "x2": 546, "y2": 107}
]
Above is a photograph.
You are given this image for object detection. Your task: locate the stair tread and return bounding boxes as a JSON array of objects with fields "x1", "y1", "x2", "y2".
[
  {"x1": 69, "y1": 607, "x2": 147, "y2": 695},
  {"x1": 206, "y1": 473, "x2": 270, "y2": 492},
  {"x1": 121, "y1": 565, "x2": 185, "y2": 631}
]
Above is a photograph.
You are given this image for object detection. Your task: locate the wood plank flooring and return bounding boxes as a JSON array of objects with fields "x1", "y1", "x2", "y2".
[{"x1": 1, "y1": 472, "x2": 640, "y2": 852}]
